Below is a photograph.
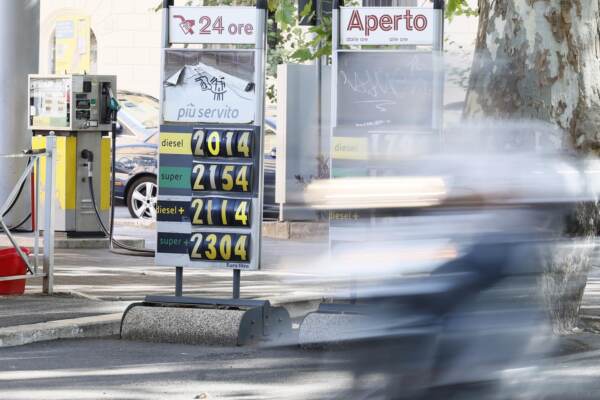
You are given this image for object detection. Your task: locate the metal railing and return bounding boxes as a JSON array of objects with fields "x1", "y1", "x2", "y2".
[{"x1": 0, "y1": 135, "x2": 56, "y2": 294}]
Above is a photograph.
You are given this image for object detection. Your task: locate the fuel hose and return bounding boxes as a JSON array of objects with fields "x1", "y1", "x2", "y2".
[{"x1": 83, "y1": 98, "x2": 155, "y2": 257}]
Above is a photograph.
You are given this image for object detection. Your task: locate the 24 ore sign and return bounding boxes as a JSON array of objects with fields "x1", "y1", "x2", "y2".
[{"x1": 169, "y1": 7, "x2": 257, "y2": 44}]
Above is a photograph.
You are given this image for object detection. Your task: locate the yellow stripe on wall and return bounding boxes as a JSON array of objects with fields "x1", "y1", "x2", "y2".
[
  {"x1": 100, "y1": 137, "x2": 111, "y2": 210},
  {"x1": 31, "y1": 136, "x2": 77, "y2": 210},
  {"x1": 62, "y1": 137, "x2": 77, "y2": 210}
]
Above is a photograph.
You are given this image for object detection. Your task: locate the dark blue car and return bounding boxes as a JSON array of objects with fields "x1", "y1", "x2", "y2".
[{"x1": 114, "y1": 91, "x2": 277, "y2": 220}]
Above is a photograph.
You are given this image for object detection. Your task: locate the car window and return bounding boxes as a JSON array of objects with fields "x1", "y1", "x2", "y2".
[{"x1": 119, "y1": 121, "x2": 137, "y2": 137}]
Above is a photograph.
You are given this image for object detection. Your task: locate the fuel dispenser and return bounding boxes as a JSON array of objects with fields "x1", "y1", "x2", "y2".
[{"x1": 28, "y1": 74, "x2": 117, "y2": 236}]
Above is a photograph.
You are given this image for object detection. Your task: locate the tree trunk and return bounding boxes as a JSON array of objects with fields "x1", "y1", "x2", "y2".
[{"x1": 464, "y1": 0, "x2": 600, "y2": 332}]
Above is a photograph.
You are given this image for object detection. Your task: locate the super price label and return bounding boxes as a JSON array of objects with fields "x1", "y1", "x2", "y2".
[
  {"x1": 169, "y1": 7, "x2": 257, "y2": 44},
  {"x1": 191, "y1": 162, "x2": 252, "y2": 193}
]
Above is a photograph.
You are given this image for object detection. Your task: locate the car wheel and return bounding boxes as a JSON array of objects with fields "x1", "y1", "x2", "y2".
[{"x1": 127, "y1": 176, "x2": 157, "y2": 220}]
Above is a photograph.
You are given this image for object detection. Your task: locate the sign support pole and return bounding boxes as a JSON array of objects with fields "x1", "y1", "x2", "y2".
[
  {"x1": 233, "y1": 270, "x2": 241, "y2": 299},
  {"x1": 328, "y1": 1, "x2": 445, "y2": 303},
  {"x1": 157, "y1": 0, "x2": 267, "y2": 290},
  {"x1": 175, "y1": 266, "x2": 183, "y2": 297},
  {"x1": 42, "y1": 134, "x2": 56, "y2": 295},
  {"x1": 432, "y1": 0, "x2": 445, "y2": 139}
]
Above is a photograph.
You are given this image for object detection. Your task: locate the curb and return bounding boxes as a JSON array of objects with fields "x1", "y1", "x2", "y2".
[
  {"x1": 114, "y1": 218, "x2": 155, "y2": 230},
  {"x1": 0, "y1": 313, "x2": 122, "y2": 348},
  {"x1": 55, "y1": 236, "x2": 146, "y2": 249},
  {"x1": 262, "y1": 221, "x2": 327, "y2": 240},
  {"x1": 113, "y1": 218, "x2": 327, "y2": 240},
  {"x1": 580, "y1": 315, "x2": 600, "y2": 333}
]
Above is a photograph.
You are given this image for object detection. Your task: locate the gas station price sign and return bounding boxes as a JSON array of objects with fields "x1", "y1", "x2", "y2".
[
  {"x1": 156, "y1": 7, "x2": 266, "y2": 272},
  {"x1": 156, "y1": 124, "x2": 263, "y2": 270}
]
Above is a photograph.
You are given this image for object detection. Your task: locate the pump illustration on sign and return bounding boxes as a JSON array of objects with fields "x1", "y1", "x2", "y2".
[
  {"x1": 162, "y1": 50, "x2": 255, "y2": 124},
  {"x1": 340, "y1": 7, "x2": 434, "y2": 45},
  {"x1": 173, "y1": 15, "x2": 195, "y2": 35}
]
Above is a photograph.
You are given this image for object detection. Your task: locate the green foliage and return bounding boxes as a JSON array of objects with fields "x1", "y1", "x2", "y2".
[
  {"x1": 264, "y1": 0, "x2": 332, "y2": 100},
  {"x1": 267, "y1": 0, "x2": 331, "y2": 63},
  {"x1": 445, "y1": 0, "x2": 478, "y2": 21}
]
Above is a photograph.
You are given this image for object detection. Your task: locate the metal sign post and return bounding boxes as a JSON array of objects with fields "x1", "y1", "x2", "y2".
[
  {"x1": 297, "y1": 0, "x2": 446, "y2": 345},
  {"x1": 329, "y1": 0, "x2": 444, "y2": 239},
  {"x1": 156, "y1": 1, "x2": 267, "y2": 297},
  {"x1": 121, "y1": 1, "x2": 295, "y2": 347},
  {"x1": 329, "y1": 0, "x2": 444, "y2": 290}
]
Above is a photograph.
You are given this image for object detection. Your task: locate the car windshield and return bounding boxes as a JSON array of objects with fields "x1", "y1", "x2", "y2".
[{"x1": 117, "y1": 93, "x2": 159, "y2": 130}]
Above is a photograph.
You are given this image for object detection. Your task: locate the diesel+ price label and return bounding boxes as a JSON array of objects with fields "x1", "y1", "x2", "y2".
[{"x1": 190, "y1": 197, "x2": 251, "y2": 227}]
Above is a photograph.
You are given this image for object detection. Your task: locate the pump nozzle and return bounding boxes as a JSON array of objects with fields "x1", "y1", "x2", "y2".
[
  {"x1": 81, "y1": 149, "x2": 94, "y2": 178},
  {"x1": 108, "y1": 88, "x2": 120, "y2": 112}
]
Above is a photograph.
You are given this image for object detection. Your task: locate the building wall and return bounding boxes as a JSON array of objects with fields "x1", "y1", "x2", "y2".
[{"x1": 40, "y1": 0, "x2": 164, "y2": 97}]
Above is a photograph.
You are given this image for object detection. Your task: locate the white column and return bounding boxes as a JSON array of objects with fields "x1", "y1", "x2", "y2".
[{"x1": 0, "y1": 0, "x2": 40, "y2": 227}]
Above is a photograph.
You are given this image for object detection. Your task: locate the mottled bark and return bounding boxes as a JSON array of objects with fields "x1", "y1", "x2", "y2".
[{"x1": 465, "y1": 0, "x2": 600, "y2": 332}]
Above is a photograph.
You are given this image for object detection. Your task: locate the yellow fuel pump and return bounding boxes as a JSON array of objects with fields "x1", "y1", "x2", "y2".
[{"x1": 28, "y1": 74, "x2": 116, "y2": 236}]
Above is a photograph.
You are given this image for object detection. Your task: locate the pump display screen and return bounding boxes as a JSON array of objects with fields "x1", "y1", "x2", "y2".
[{"x1": 29, "y1": 77, "x2": 71, "y2": 129}]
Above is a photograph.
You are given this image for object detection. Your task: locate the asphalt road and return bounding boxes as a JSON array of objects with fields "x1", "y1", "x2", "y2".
[
  {"x1": 0, "y1": 339, "x2": 352, "y2": 400},
  {"x1": 3, "y1": 338, "x2": 600, "y2": 400}
]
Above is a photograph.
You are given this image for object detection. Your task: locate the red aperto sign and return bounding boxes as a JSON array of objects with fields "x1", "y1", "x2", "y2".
[
  {"x1": 340, "y1": 7, "x2": 435, "y2": 45},
  {"x1": 169, "y1": 7, "x2": 257, "y2": 44}
]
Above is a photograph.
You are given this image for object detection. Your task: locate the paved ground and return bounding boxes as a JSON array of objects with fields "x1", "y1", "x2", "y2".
[
  {"x1": 2, "y1": 337, "x2": 600, "y2": 400},
  {"x1": 0, "y1": 339, "x2": 351, "y2": 400},
  {"x1": 0, "y1": 210, "x2": 327, "y2": 329},
  {"x1": 0, "y1": 206, "x2": 328, "y2": 302},
  {"x1": 2, "y1": 210, "x2": 600, "y2": 400},
  {"x1": 0, "y1": 295, "x2": 129, "y2": 328},
  {"x1": 24, "y1": 237, "x2": 326, "y2": 301},
  {"x1": 581, "y1": 265, "x2": 600, "y2": 324}
]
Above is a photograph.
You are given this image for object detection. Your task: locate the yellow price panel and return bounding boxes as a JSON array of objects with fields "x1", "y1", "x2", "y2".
[
  {"x1": 191, "y1": 128, "x2": 253, "y2": 158},
  {"x1": 190, "y1": 197, "x2": 251, "y2": 227},
  {"x1": 191, "y1": 162, "x2": 252, "y2": 193},
  {"x1": 188, "y1": 232, "x2": 250, "y2": 262}
]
